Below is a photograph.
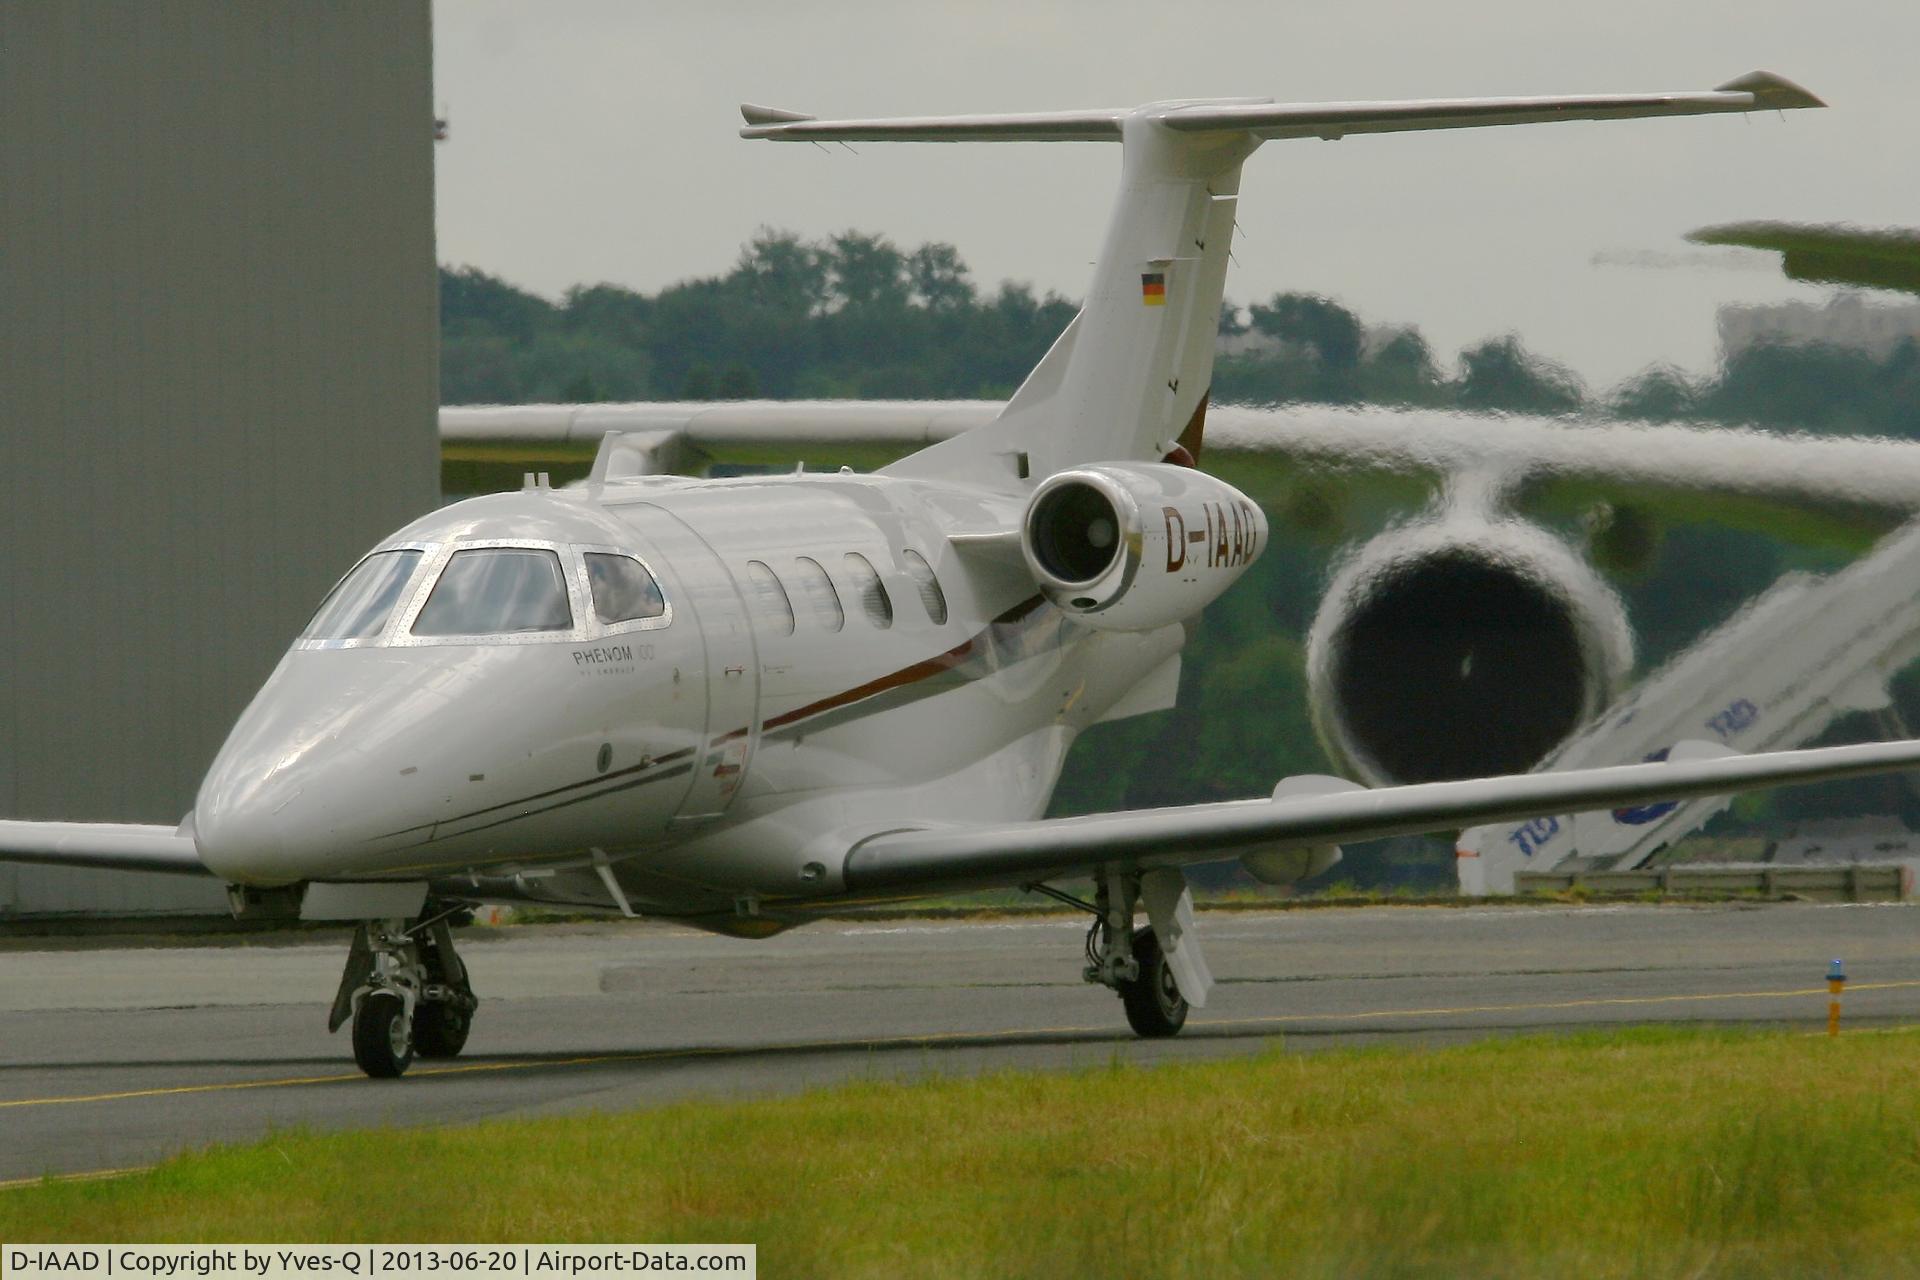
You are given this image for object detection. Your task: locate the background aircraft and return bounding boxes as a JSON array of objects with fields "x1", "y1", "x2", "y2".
[{"x1": 1691, "y1": 222, "x2": 1920, "y2": 294}]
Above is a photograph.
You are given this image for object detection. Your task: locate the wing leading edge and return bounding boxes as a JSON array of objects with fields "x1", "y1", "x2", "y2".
[
  {"x1": 840, "y1": 738, "x2": 1920, "y2": 895},
  {"x1": 0, "y1": 820, "x2": 207, "y2": 875}
]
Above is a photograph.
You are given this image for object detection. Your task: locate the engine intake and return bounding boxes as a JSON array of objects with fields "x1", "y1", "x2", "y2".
[
  {"x1": 1022, "y1": 463, "x2": 1266, "y2": 632},
  {"x1": 1029, "y1": 481, "x2": 1125, "y2": 592},
  {"x1": 1306, "y1": 519, "x2": 1632, "y2": 785}
]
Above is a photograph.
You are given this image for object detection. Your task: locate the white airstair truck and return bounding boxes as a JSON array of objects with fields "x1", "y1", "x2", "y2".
[{"x1": 1459, "y1": 515, "x2": 1920, "y2": 895}]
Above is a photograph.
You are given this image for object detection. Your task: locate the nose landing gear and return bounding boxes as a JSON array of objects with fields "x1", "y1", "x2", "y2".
[{"x1": 330, "y1": 907, "x2": 478, "y2": 1078}]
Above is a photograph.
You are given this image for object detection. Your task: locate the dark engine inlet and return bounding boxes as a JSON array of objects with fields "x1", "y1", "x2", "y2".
[
  {"x1": 1028, "y1": 482, "x2": 1122, "y2": 586},
  {"x1": 1314, "y1": 540, "x2": 1626, "y2": 785}
]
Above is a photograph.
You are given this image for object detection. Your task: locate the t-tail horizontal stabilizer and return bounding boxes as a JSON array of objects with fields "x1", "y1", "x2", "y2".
[{"x1": 737, "y1": 74, "x2": 1821, "y2": 143}]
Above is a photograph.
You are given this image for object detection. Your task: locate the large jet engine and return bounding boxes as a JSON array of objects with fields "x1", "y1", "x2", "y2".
[
  {"x1": 1023, "y1": 463, "x2": 1267, "y2": 632},
  {"x1": 1306, "y1": 517, "x2": 1633, "y2": 785}
]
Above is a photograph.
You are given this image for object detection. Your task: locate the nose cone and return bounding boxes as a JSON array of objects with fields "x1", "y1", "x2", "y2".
[
  {"x1": 194, "y1": 755, "x2": 350, "y2": 888},
  {"x1": 194, "y1": 649, "x2": 467, "y2": 884}
]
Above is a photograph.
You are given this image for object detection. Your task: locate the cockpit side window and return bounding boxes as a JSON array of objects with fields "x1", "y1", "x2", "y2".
[
  {"x1": 584, "y1": 553, "x2": 667, "y2": 624},
  {"x1": 412, "y1": 548, "x2": 573, "y2": 637},
  {"x1": 303, "y1": 549, "x2": 423, "y2": 641}
]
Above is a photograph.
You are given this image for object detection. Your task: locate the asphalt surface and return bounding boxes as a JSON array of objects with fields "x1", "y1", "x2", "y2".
[{"x1": 6, "y1": 901, "x2": 1920, "y2": 1184}]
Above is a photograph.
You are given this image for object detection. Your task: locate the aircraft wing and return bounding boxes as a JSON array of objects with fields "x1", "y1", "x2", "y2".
[
  {"x1": 837, "y1": 739, "x2": 1920, "y2": 896},
  {"x1": 441, "y1": 400, "x2": 1000, "y2": 474},
  {"x1": 0, "y1": 820, "x2": 208, "y2": 875},
  {"x1": 443, "y1": 401, "x2": 1920, "y2": 548},
  {"x1": 1205, "y1": 406, "x2": 1920, "y2": 547},
  {"x1": 10, "y1": 743, "x2": 1920, "y2": 909},
  {"x1": 1690, "y1": 221, "x2": 1920, "y2": 294}
]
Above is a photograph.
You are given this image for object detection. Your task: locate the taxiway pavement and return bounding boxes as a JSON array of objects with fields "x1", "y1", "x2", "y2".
[{"x1": 6, "y1": 902, "x2": 1920, "y2": 1184}]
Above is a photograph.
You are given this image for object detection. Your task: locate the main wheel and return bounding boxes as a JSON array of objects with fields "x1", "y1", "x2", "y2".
[
  {"x1": 413, "y1": 1002, "x2": 472, "y2": 1059},
  {"x1": 1118, "y1": 925, "x2": 1188, "y2": 1038},
  {"x1": 415, "y1": 919, "x2": 475, "y2": 1059},
  {"x1": 352, "y1": 991, "x2": 415, "y2": 1078}
]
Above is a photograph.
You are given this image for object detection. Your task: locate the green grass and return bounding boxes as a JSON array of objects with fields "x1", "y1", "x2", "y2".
[{"x1": 8, "y1": 1026, "x2": 1920, "y2": 1276}]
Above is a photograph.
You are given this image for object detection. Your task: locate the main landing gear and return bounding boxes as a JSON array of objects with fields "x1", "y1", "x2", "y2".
[
  {"x1": 329, "y1": 906, "x2": 478, "y2": 1078},
  {"x1": 1035, "y1": 867, "x2": 1209, "y2": 1037}
]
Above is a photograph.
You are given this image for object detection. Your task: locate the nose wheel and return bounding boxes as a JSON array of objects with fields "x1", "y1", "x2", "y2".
[
  {"x1": 330, "y1": 908, "x2": 478, "y2": 1078},
  {"x1": 352, "y1": 990, "x2": 415, "y2": 1078}
]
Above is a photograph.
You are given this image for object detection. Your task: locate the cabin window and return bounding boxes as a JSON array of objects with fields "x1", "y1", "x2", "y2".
[
  {"x1": 585, "y1": 553, "x2": 667, "y2": 624},
  {"x1": 303, "y1": 549, "x2": 423, "y2": 641},
  {"x1": 843, "y1": 553, "x2": 893, "y2": 629},
  {"x1": 902, "y1": 549, "x2": 948, "y2": 625},
  {"x1": 746, "y1": 560, "x2": 795, "y2": 637},
  {"x1": 412, "y1": 548, "x2": 573, "y2": 636},
  {"x1": 792, "y1": 556, "x2": 844, "y2": 632}
]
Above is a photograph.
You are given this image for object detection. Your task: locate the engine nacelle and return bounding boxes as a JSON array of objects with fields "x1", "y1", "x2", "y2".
[
  {"x1": 1022, "y1": 463, "x2": 1267, "y2": 632},
  {"x1": 1306, "y1": 517, "x2": 1633, "y2": 786}
]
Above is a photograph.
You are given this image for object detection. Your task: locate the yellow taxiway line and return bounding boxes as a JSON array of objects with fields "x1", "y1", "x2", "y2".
[{"x1": 0, "y1": 1165, "x2": 151, "y2": 1192}]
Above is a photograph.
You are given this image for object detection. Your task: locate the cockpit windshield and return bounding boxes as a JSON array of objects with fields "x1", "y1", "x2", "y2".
[
  {"x1": 296, "y1": 540, "x2": 669, "y2": 650},
  {"x1": 411, "y1": 548, "x2": 573, "y2": 637},
  {"x1": 303, "y1": 549, "x2": 424, "y2": 641}
]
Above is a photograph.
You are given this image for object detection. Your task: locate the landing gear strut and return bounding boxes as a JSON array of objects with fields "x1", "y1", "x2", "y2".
[
  {"x1": 1074, "y1": 869, "x2": 1190, "y2": 1038},
  {"x1": 329, "y1": 906, "x2": 478, "y2": 1078}
]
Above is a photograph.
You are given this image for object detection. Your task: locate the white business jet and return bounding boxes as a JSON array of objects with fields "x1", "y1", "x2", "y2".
[{"x1": 5, "y1": 72, "x2": 1908, "y2": 1078}]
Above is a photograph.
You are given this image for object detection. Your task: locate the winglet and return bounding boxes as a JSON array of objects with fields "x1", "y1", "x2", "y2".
[
  {"x1": 741, "y1": 103, "x2": 816, "y2": 127},
  {"x1": 1714, "y1": 71, "x2": 1825, "y2": 110}
]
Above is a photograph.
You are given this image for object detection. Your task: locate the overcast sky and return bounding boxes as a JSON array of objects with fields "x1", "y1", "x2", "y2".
[{"x1": 432, "y1": 1, "x2": 1920, "y2": 388}]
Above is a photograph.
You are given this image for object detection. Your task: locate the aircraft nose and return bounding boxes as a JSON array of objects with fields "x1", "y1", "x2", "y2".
[
  {"x1": 193, "y1": 762, "x2": 328, "y2": 885},
  {"x1": 193, "y1": 650, "x2": 461, "y2": 885},
  {"x1": 194, "y1": 718, "x2": 396, "y2": 887}
]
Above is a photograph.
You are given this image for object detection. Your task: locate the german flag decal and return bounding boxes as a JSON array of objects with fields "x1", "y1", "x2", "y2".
[{"x1": 1141, "y1": 272, "x2": 1167, "y2": 306}]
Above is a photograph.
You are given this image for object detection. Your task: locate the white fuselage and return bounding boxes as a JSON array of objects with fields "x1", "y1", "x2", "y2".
[{"x1": 192, "y1": 470, "x2": 1185, "y2": 926}]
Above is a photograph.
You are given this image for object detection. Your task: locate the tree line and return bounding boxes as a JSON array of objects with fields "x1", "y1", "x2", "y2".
[
  {"x1": 443, "y1": 229, "x2": 1920, "y2": 439},
  {"x1": 442, "y1": 229, "x2": 1076, "y2": 406}
]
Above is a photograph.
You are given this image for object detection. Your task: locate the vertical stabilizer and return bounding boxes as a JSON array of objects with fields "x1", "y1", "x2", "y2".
[{"x1": 886, "y1": 116, "x2": 1251, "y2": 486}]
